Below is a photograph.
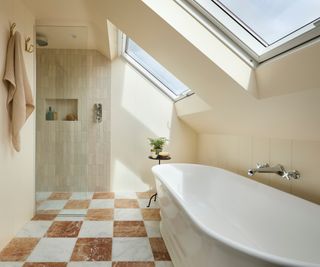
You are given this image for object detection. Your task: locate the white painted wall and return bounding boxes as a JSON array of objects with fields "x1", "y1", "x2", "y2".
[
  {"x1": 0, "y1": 0, "x2": 35, "y2": 250},
  {"x1": 110, "y1": 58, "x2": 197, "y2": 191},
  {"x1": 197, "y1": 134, "x2": 320, "y2": 204}
]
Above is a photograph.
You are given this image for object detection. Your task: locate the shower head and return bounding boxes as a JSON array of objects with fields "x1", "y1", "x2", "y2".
[{"x1": 36, "y1": 34, "x2": 48, "y2": 47}]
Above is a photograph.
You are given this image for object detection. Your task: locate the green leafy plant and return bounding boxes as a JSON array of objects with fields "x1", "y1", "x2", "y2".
[{"x1": 148, "y1": 137, "x2": 168, "y2": 153}]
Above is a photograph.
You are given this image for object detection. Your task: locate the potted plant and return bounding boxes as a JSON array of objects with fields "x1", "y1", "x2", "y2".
[{"x1": 148, "y1": 137, "x2": 168, "y2": 158}]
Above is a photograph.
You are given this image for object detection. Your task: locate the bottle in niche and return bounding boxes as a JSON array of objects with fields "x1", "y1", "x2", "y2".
[
  {"x1": 46, "y1": 106, "x2": 54, "y2": 121},
  {"x1": 53, "y1": 111, "x2": 58, "y2": 120}
]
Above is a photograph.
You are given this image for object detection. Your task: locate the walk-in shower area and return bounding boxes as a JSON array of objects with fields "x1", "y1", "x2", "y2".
[{"x1": 35, "y1": 26, "x2": 111, "y2": 216}]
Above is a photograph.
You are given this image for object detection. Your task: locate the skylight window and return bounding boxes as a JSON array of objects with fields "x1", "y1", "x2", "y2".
[
  {"x1": 213, "y1": 0, "x2": 320, "y2": 45},
  {"x1": 123, "y1": 38, "x2": 191, "y2": 100},
  {"x1": 180, "y1": 0, "x2": 320, "y2": 63}
]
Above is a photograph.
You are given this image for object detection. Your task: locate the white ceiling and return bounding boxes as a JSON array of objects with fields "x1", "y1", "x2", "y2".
[{"x1": 36, "y1": 25, "x2": 88, "y2": 49}]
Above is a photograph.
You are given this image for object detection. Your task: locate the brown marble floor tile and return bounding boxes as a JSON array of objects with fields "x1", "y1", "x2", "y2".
[
  {"x1": 70, "y1": 238, "x2": 112, "y2": 261},
  {"x1": 45, "y1": 221, "x2": 82, "y2": 237},
  {"x1": 149, "y1": 237, "x2": 171, "y2": 261},
  {"x1": 86, "y1": 209, "x2": 114, "y2": 221},
  {"x1": 93, "y1": 192, "x2": 115, "y2": 199},
  {"x1": 113, "y1": 221, "x2": 147, "y2": 237},
  {"x1": 23, "y1": 263, "x2": 67, "y2": 267},
  {"x1": 115, "y1": 199, "x2": 139, "y2": 208},
  {"x1": 48, "y1": 192, "x2": 71, "y2": 200},
  {"x1": 64, "y1": 200, "x2": 90, "y2": 209},
  {"x1": 32, "y1": 214, "x2": 57, "y2": 221},
  {"x1": 136, "y1": 192, "x2": 157, "y2": 199},
  {"x1": 37, "y1": 210, "x2": 60, "y2": 214},
  {"x1": 141, "y1": 209, "x2": 161, "y2": 221},
  {"x1": 112, "y1": 262, "x2": 155, "y2": 267},
  {"x1": 0, "y1": 238, "x2": 39, "y2": 261}
]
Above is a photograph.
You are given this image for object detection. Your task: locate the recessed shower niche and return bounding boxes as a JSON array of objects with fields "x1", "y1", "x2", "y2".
[{"x1": 45, "y1": 98, "x2": 78, "y2": 121}]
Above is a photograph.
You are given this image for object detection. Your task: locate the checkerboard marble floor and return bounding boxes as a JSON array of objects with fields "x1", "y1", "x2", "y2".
[{"x1": 0, "y1": 192, "x2": 173, "y2": 267}]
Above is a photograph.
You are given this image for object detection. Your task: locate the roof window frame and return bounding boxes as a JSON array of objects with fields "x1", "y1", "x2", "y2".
[
  {"x1": 175, "y1": 0, "x2": 320, "y2": 64},
  {"x1": 121, "y1": 34, "x2": 193, "y2": 102}
]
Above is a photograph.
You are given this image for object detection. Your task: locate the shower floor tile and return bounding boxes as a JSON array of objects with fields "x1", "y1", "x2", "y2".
[
  {"x1": 48, "y1": 193, "x2": 72, "y2": 200},
  {"x1": 64, "y1": 200, "x2": 90, "y2": 210},
  {"x1": 71, "y1": 192, "x2": 94, "y2": 200},
  {"x1": 37, "y1": 200, "x2": 68, "y2": 211},
  {"x1": 0, "y1": 192, "x2": 172, "y2": 266}
]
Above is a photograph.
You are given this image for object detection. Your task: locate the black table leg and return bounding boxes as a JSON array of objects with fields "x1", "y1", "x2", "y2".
[{"x1": 147, "y1": 193, "x2": 157, "y2": 208}]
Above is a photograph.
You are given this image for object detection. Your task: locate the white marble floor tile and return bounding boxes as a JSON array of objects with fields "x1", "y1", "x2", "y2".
[
  {"x1": 155, "y1": 262, "x2": 174, "y2": 267},
  {"x1": 114, "y1": 209, "x2": 142, "y2": 221},
  {"x1": 70, "y1": 192, "x2": 94, "y2": 200},
  {"x1": 112, "y1": 238, "x2": 154, "y2": 261},
  {"x1": 89, "y1": 199, "x2": 114, "y2": 209},
  {"x1": 68, "y1": 262, "x2": 112, "y2": 267},
  {"x1": 36, "y1": 192, "x2": 52, "y2": 201},
  {"x1": 37, "y1": 200, "x2": 68, "y2": 210},
  {"x1": 138, "y1": 199, "x2": 159, "y2": 208},
  {"x1": 144, "y1": 221, "x2": 161, "y2": 237},
  {"x1": 27, "y1": 238, "x2": 77, "y2": 262},
  {"x1": 0, "y1": 263, "x2": 24, "y2": 267},
  {"x1": 115, "y1": 192, "x2": 137, "y2": 199},
  {"x1": 78, "y1": 221, "x2": 113, "y2": 237},
  {"x1": 16, "y1": 221, "x2": 52, "y2": 238}
]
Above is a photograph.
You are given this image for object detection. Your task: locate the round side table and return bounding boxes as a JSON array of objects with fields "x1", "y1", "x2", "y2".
[{"x1": 147, "y1": 155, "x2": 171, "y2": 207}]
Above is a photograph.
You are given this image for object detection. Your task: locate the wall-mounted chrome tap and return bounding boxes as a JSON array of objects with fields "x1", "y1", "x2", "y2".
[
  {"x1": 248, "y1": 163, "x2": 300, "y2": 180},
  {"x1": 94, "y1": 103, "x2": 102, "y2": 123}
]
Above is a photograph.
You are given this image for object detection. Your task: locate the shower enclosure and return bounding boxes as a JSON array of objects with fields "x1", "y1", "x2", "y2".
[{"x1": 35, "y1": 25, "x2": 111, "y2": 217}]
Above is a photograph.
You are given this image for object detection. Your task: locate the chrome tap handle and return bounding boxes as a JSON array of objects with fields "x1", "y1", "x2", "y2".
[
  {"x1": 283, "y1": 170, "x2": 301, "y2": 180},
  {"x1": 256, "y1": 163, "x2": 270, "y2": 168}
]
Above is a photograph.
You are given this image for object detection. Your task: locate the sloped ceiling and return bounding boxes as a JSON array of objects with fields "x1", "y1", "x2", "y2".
[{"x1": 23, "y1": 0, "x2": 320, "y2": 140}]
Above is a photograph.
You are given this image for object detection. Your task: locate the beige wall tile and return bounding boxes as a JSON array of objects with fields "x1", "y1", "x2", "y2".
[
  {"x1": 198, "y1": 134, "x2": 320, "y2": 204},
  {"x1": 269, "y1": 139, "x2": 292, "y2": 193},
  {"x1": 291, "y1": 140, "x2": 320, "y2": 203},
  {"x1": 251, "y1": 137, "x2": 271, "y2": 185},
  {"x1": 36, "y1": 49, "x2": 111, "y2": 192}
]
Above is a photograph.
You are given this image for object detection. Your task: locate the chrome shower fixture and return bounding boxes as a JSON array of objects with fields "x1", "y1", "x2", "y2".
[{"x1": 94, "y1": 103, "x2": 102, "y2": 123}]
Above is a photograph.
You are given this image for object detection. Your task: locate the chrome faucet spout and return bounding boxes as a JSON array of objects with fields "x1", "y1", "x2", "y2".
[{"x1": 248, "y1": 163, "x2": 300, "y2": 180}]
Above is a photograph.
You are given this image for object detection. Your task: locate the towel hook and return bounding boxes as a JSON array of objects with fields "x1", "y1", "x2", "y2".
[
  {"x1": 10, "y1": 23, "x2": 34, "y2": 53},
  {"x1": 25, "y1": 37, "x2": 34, "y2": 53},
  {"x1": 10, "y1": 23, "x2": 16, "y2": 37}
]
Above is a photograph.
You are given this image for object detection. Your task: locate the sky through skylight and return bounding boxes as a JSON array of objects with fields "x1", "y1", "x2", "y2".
[
  {"x1": 214, "y1": 0, "x2": 320, "y2": 45},
  {"x1": 126, "y1": 39, "x2": 190, "y2": 97}
]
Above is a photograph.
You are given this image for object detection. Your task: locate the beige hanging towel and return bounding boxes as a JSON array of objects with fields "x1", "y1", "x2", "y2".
[{"x1": 3, "y1": 31, "x2": 35, "y2": 152}]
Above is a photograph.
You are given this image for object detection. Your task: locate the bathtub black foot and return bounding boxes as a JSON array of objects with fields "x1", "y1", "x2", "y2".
[{"x1": 147, "y1": 193, "x2": 157, "y2": 207}]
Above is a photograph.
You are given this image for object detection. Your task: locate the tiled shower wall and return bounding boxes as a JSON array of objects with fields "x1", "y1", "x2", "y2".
[{"x1": 36, "y1": 49, "x2": 111, "y2": 192}]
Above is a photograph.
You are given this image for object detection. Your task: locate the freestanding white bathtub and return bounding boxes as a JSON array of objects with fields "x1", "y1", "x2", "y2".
[{"x1": 152, "y1": 164, "x2": 320, "y2": 267}]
